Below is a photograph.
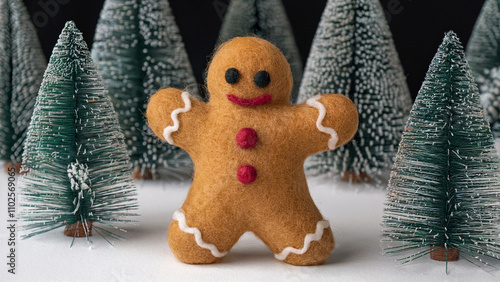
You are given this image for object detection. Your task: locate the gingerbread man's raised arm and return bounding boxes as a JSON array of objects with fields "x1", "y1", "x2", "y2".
[
  {"x1": 292, "y1": 94, "x2": 359, "y2": 156},
  {"x1": 147, "y1": 88, "x2": 208, "y2": 151}
]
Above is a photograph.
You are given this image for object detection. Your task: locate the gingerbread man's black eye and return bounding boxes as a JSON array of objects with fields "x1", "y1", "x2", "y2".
[
  {"x1": 225, "y1": 68, "x2": 240, "y2": 84},
  {"x1": 254, "y1": 71, "x2": 271, "y2": 88}
]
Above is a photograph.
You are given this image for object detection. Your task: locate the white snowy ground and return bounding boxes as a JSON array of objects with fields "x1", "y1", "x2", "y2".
[{"x1": 1, "y1": 168, "x2": 500, "y2": 282}]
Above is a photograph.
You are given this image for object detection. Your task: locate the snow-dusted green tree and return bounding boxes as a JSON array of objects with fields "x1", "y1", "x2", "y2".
[
  {"x1": 476, "y1": 66, "x2": 500, "y2": 136},
  {"x1": 218, "y1": 0, "x2": 303, "y2": 103},
  {"x1": 92, "y1": 0, "x2": 197, "y2": 179},
  {"x1": 0, "y1": 0, "x2": 46, "y2": 172},
  {"x1": 466, "y1": 0, "x2": 500, "y2": 79},
  {"x1": 382, "y1": 32, "x2": 500, "y2": 268},
  {"x1": 297, "y1": 0, "x2": 412, "y2": 183},
  {"x1": 466, "y1": 0, "x2": 500, "y2": 136},
  {"x1": 20, "y1": 22, "x2": 138, "y2": 241}
]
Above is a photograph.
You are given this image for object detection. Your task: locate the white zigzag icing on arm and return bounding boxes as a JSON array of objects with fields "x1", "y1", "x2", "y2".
[
  {"x1": 306, "y1": 95, "x2": 339, "y2": 150},
  {"x1": 274, "y1": 220, "x2": 330, "y2": 261},
  {"x1": 163, "y1": 91, "x2": 192, "y2": 145},
  {"x1": 172, "y1": 209, "x2": 228, "y2": 258}
]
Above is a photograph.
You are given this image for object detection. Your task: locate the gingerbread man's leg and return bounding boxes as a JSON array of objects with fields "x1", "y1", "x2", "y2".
[
  {"x1": 252, "y1": 206, "x2": 334, "y2": 266},
  {"x1": 168, "y1": 209, "x2": 243, "y2": 264}
]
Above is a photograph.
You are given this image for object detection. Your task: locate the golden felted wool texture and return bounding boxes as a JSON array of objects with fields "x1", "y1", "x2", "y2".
[{"x1": 147, "y1": 37, "x2": 358, "y2": 265}]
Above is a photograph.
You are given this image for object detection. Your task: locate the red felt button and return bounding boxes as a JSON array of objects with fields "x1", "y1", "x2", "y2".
[
  {"x1": 237, "y1": 165, "x2": 257, "y2": 184},
  {"x1": 236, "y1": 128, "x2": 258, "y2": 149}
]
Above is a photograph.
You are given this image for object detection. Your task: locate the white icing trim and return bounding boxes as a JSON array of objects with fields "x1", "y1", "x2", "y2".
[
  {"x1": 172, "y1": 209, "x2": 228, "y2": 258},
  {"x1": 274, "y1": 220, "x2": 330, "y2": 261},
  {"x1": 163, "y1": 91, "x2": 192, "y2": 145},
  {"x1": 306, "y1": 95, "x2": 339, "y2": 149}
]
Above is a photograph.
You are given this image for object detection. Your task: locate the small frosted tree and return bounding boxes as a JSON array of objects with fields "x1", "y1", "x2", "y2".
[
  {"x1": 20, "y1": 22, "x2": 138, "y2": 241},
  {"x1": 476, "y1": 66, "x2": 500, "y2": 136},
  {"x1": 92, "y1": 0, "x2": 197, "y2": 179},
  {"x1": 382, "y1": 32, "x2": 500, "y2": 268},
  {"x1": 466, "y1": 0, "x2": 500, "y2": 79},
  {"x1": 0, "y1": 0, "x2": 46, "y2": 172},
  {"x1": 466, "y1": 0, "x2": 500, "y2": 135},
  {"x1": 218, "y1": 0, "x2": 303, "y2": 103},
  {"x1": 297, "y1": 0, "x2": 412, "y2": 183}
]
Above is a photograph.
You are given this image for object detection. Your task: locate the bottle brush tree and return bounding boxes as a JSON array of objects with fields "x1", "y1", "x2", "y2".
[
  {"x1": 466, "y1": 0, "x2": 500, "y2": 136},
  {"x1": 476, "y1": 66, "x2": 500, "y2": 136},
  {"x1": 218, "y1": 0, "x2": 303, "y2": 103},
  {"x1": 382, "y1": 31, "x2": 500, "y2": 269},
  {"x1": 19, "y1": 21, "x2": 138, "y2": 242},
  {"x1": 92, "y1": 0, "x2": 197, "y2": 179},
  {"x1": 297, "y1": 0, "x2": 412, "y2": 184},
  {"x1": 0, "y1": 0, "x2": 46, "y2": 173},
  {"x1": 466, "y1": 0, "x2": 500, "y2": 79}
]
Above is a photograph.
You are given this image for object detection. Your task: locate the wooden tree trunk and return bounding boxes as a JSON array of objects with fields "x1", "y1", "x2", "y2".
[
  {"x1": 430, "y1": 246, "x2": 459, "y2": 261},
  {"x1": 64, "y1": 222, "x2": 93, "y2": 237}
]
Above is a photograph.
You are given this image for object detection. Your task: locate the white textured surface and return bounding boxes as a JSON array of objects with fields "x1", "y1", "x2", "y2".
[{"x1": 1, "y1": 173, "x2": 500, "y2": 281}]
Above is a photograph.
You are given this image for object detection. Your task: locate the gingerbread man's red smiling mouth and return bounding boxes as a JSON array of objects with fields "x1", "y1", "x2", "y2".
[{"x1": 226, "y1": 94, "x2": 273, "y2": 107}]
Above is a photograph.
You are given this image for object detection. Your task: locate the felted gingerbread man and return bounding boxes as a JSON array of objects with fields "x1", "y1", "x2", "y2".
[{"x1": 147, "y1": 37, "x2": 358, "y2": 265}]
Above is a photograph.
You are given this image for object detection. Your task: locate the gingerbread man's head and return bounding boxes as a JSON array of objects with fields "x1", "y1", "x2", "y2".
[{"x1": 206, "y1": 37, "x2": 293, "y2": 107}]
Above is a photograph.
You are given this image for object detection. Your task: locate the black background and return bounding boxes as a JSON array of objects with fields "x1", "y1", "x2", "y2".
[{"x1": 23, "y1": 0, "x2": 486, "y2": 100}]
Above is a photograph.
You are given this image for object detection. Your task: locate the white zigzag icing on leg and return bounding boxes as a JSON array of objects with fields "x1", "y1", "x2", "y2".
[
  {"x1": 163, "y1": 91, "x2": 192, "y2": 145},
  {"x1": 172, "y1": 209, "x2": 228, "y2": 258},
  {"x1": 274, "y1": 220, "x2": 330, "y2": 261},
  {"x1": 306, "y1": 95, "x2": 338, "y2": 149}
]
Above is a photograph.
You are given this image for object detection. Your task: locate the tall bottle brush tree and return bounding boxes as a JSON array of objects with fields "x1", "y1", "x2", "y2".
[
  {"x1": 467, "y1": 0, "x2": 500, "y2": 136},
  {"x1": 19, "y1": 21, "x2": 138, "y2": 242},
  {"x1": 297, "y1": 0, "x2": 412, "y2": 183},
  {"x1": 92, "y1": 0, "x2": 197, "y2": 179},
  {"x1": 382, "y1": 32, "x2": 500, "y2": 268},
  {"x1": 0, "y1": 0, "x2": 46, "y2": 173},
  {"x1": 218, "y1": 0, "x2": 303, "y2": 103}
]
